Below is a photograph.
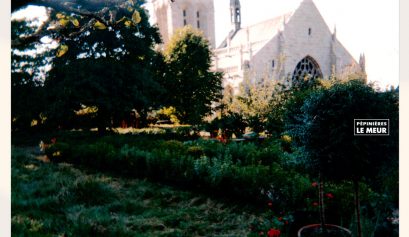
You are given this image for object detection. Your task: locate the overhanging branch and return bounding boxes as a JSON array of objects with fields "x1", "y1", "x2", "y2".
[{"x1": 12, "y1": 0, "x2": 126, "y2": 47}]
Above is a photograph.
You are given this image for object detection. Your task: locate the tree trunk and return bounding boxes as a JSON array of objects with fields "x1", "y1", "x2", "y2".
[
  {"x1": 138, "y1": 109, "x2": 148, "y2": 128},
  {"x1": 319, "y1": 174, "x2": 328, "y2": 236},
  {"x1": 98, "y1": 124, "x2": 106, "y2": 135},
  {"x1": 354, "y1": 178, "x2": 362, "y2": 237},
  {"x1": 97, "y1": 112, "x2": 107, "y2": 136}
]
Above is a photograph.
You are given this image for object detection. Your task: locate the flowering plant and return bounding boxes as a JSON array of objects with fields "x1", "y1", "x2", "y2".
[
  {"x1": 248, "y1": 201, "x2": 293, "y2": 237},
  {"x1": 267, "y1": 228, "x2": 281, "y2": 237}
]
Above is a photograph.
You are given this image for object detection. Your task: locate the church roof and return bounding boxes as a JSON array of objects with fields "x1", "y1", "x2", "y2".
[{"x1": 218, "y1": 11, "x2": 293, "y2": 49}]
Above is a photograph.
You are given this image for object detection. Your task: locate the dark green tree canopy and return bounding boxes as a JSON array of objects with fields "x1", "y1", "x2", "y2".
[
  {"x1": 43, "y1": 1, "x2": 163, "y2": 130},
  {"x1": 11, "y1": 15, "x2": 54, "y2": 131},
  {"x1": 289, "y1": 80, "x2": 398, "y2": 182},
  {"x1": 11, "y1": 0, "x2": 164, "y2": 131},
  {"x1": 162, "y1": 26, "x2": 223, "y2": 124}
]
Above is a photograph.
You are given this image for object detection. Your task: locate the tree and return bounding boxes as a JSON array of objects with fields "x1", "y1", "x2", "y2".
[
  {"x1": 12, "y1": 0, "x2": 165, "y2": 132},
  {"x1": 282, "y1": 76, "x2": 335, "y2": 139},
  {"x1": 288, "y1": 80, "x2": 398, "y2": 236},
  {"x1": 225, "y1": 75, "x2": 277, "y2": 133},
  {"x1": 162, "y1": 26, "x2": 223, "y2": 125},
  {"x1": 11, "y1": 17, "x2": 52, "y2": 131},
  {"x1": 42, "y1": 0, "x2": 163, "y2": 132}
]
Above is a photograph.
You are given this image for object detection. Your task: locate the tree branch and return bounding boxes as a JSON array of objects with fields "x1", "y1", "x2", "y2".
[{"x1": 12, "y1": 1, "x2": 125, "y2": 47}]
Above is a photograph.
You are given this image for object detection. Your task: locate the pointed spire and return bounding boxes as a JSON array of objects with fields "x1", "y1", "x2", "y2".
[
  {"x1": 330, "y1": 27, "x2": 337, "y2": 73},
  {"x1": 282, "y1": 15, "x2": 286, "y2": 30},
  {"x1": 359, "y1": 53, "x2": 366, "y2": 73}
]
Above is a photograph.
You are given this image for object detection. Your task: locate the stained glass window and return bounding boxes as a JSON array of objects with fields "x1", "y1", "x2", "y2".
[{"x1": 292, "y1": 56, "x2": 322, "y2": 84}]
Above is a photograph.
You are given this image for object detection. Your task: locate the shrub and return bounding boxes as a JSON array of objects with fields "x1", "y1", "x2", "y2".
[
  {"x1": 42, "y1": 135, "x2": 313, "y2": 207},
  {"x1": 186, "y1": 146, "x2": 205, "y2": 158},
  {"x1": 225, "y1": 142, "x2": 257, "y2": 165},
  {"x1": 187, "y1": 139, "x2": 224, "y2": 158},
  {"x1": 159, "y1": 140, "x2": 186, "y2": 153},
  {"x1": 156, "y1": 106, "x2": 180, "y2": 124},
  {"x1": 12, "y1": 215, "x2": 45, "y2": 237},
  {"x1": 45, "y1": 142, "x2": 71, "y2": 162},
  {"x1": 206, "y1": 155, "x2": 234, "y2": 187},
  {"x1": 253, "y1": 143, "x2": 283, "y2": 166},
  {"x1": 74, "y1": 142, "x2": 117, "y2": 169},
  {"x1": 119, "y1": 145, "x2": 150, "y2": 176},
  {"x1": 206, "y1": 112, "x2": 247, "y2": 138}
]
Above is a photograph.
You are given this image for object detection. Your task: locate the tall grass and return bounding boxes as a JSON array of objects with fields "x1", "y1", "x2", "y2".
[{"x1": 12, "y1": 147, "x2": 259, "y2": 236}]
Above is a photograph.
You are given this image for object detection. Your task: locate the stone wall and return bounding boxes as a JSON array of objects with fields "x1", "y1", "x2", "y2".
[{"x1": 151, "y1": 0, "x2": 216, "y2": 48}]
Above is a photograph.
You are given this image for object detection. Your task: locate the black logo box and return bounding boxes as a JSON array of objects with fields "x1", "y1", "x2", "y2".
[{"x1": 354, "y1": 119, "x2": 389, "y2": 136}]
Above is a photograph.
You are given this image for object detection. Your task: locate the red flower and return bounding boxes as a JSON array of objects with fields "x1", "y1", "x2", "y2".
[
  {"x1": 285, "y1": 221, "x2": 289, "y2": 225},
  {"x1": 51, "y1": 137, "x2": 57, "y2": 144},
  {"x1": 312, "y1": 202, "x2": 319, "y2": 207},
  {"x1": 277, "y1": 217, "x2": 283, "y2": 221},
  {"x1": 267, "y1": 228, "x2": 281, "y2": 237},
  {"x1": 268, "y1": 202, "x2": 273, "y2": 207},
  {"x1": 311, "y1": 182, "x2": 318, "y2": 187},
  {"x1": 325, "y1": 193, "x2": 334, "y2": 199}
]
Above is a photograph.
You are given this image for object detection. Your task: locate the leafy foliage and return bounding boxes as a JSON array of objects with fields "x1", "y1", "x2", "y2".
[
  {"x1": 43, "y1": 2, "x2": 163, "y2": 131},
  {"x1": 289, "y1": 80, "x2": 398, "y2": 183},
  {"x1": 11, "y1": 19, "x2": 52, "y2": 131},
  {"x1": 206, "y1": 112, "x2": 247, "y2": 138},
  {"x1": 11, "y1": 0, "x2": 147, "y2": 46},
  {"x1": 40, "y1": 133, "x2": 310, "y2": 209},
  {"x1": 155, "y1": 106, "x2": 180, "y2": 124},
  {"x1": 225, "y1": 76, "x2": 277, "y2": 133},
  {"x1": 162, "y1": 26, "x2": 223, "y2": 124},
  {"x1": 11, "y1": 1, "x2": 168, "y2": 132},
  {"x1": 287, "y1": 80, "x2": 398, "y2": 236}
]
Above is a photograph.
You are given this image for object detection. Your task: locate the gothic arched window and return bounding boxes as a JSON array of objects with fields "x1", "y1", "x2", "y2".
[{"x1": 292, "y1": 56, "x2": 322, "y2": 84}]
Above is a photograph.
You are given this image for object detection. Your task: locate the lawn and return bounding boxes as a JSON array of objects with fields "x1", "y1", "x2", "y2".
[{"x1": 11, "y1": 146, "x2": 258, "y2": 237}]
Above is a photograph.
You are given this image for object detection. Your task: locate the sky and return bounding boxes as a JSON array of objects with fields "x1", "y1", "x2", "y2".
[{"x1": 211, "y1": 0, "x2": 399, "y2": 88}]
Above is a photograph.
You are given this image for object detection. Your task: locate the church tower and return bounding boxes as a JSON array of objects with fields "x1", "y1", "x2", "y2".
[
  {"x1": 150, "y1": 0, "x2": 216, "y2": 48},
  {"x1": 230, "y1": 0, "x2": 241, "y2": 32}
]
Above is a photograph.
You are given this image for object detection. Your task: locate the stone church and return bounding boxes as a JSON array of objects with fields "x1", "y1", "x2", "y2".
[{"x1": 150, "y1": 0, "x2": 365, "y2": 90}]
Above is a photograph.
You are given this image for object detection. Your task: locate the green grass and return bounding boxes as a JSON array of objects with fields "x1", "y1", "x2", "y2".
[{"x1": 12, "y1": 147, "x2": 258, "y2": 237}]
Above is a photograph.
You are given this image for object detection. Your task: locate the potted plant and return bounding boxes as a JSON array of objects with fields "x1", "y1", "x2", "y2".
[{"x1": 297, "y1": 224, "x2": 352, "y2": 237}]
